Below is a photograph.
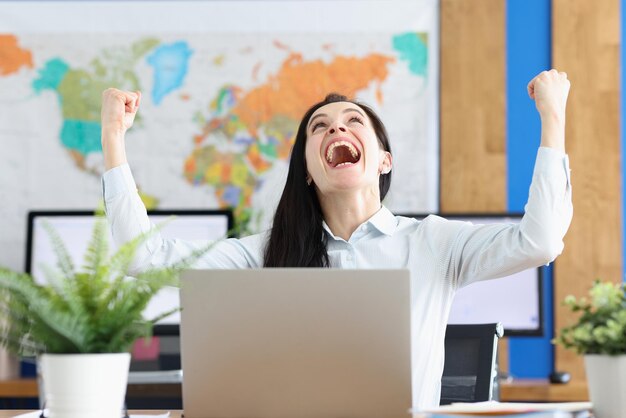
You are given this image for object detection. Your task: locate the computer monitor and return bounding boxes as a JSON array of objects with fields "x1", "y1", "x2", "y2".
[
  {"x1": 25, "y1": 210, "x2": 234, "y2": 335},
  {"x1": 398, "y1": 213, "x2": 543, "y2": 336}
]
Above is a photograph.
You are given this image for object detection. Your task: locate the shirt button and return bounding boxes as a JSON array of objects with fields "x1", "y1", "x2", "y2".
[{"x1": 361, "y1": 225, "x2": 368, "y2": 232}]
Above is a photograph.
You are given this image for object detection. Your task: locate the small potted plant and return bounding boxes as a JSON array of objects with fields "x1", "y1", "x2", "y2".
[
  {"x1": 0, "y1": 217, "x2": 209, "y2": 418},
  {"x1": 554, "y1": 280, "x2": 626, "y2": 418}
]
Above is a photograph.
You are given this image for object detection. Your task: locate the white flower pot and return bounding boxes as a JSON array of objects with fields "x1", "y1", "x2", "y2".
[
  {"x1": 39, "y1": 353, "x2": 131, "y2": 418},
  {"x1": 584, "y1": 354, "x2": 626, "y2": 418}
]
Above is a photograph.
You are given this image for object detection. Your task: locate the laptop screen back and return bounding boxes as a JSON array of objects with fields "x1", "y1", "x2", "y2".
[{"x1": 179, "y1": 268, "x2": 412, "y2": 418}]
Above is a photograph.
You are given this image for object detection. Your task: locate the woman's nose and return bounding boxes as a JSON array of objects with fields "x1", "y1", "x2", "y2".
[{"x1": 329, "y1": 125, "x2": 346, "y2": 134}]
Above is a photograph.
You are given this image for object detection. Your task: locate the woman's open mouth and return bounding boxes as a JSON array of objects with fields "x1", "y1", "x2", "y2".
[{"x1": 325, "y1": 140, "x2": 361, "y2": 168}]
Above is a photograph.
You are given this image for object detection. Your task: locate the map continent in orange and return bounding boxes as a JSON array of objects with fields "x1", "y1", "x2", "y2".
[
  {"x1": 0, "y1": 35, "x2": 33, "y2": 76},
  {"x1": 233, "y1": 52, "x2": 395, "y2": 136}
]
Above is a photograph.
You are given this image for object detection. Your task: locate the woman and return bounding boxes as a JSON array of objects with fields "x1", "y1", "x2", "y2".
[{"x1": 100, "y1": 69, "x2": 572, "y2": 409}]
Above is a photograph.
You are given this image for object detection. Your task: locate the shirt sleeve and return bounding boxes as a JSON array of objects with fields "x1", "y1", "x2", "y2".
[
  {"x1": 101, "y1": 164, "x2": 261, "y2": 274},
  {"x1": 422, "y1": 146, "x2": 573, "y2": 289}
]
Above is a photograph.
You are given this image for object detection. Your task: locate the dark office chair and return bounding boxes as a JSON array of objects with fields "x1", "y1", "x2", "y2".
[{"x1": 440, "y1": 323, "x2": 504, "y2": 405}]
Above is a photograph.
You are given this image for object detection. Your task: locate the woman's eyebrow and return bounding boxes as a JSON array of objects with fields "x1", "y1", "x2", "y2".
[
  {"x1": 308, "y1": 108, "x2": 365, "y2": 130},
  {"x1": 308, "y1": 113, "x2": 327, "y2": 130},
  {"x1": 343, "y1": 107, "x2": 364, "y2": 116}
]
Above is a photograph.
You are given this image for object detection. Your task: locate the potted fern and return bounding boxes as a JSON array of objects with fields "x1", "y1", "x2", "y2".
[
  {"x1": 554, "y1": 280, "x2": 626, "y2": 418},
  {"x1": 0, "y1": 216, "x2": 208, "y2": 418}
]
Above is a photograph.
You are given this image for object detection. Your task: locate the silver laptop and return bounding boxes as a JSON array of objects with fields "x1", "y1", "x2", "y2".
[{"x1": 179, "y1": 268, "x2": 412, "y2": 418}]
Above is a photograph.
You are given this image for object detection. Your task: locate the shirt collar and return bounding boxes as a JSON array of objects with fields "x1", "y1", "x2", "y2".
[
  {"x1": 322, "y1": 205, "x2": 397, "y2": 238},
  {"x1": 368, "y1": 205, "x2": 397, "y2": 236}
]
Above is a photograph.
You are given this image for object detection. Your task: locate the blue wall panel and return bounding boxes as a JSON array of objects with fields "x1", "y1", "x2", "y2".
[{"x1": 506, "y1": 0, "x2": 553, "y2": 378}]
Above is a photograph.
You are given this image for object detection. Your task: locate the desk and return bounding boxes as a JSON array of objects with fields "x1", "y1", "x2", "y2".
[
  {"x1": 2, "y1": 377, "x2": 590, "y2": 404},
  {"x1": 0, "y1": 411, "x2": 181, "y2": 418},
  {"x1": 0, "y1": 380, "x2": 36, "y2": 398},
  {"x1": 500, "y1": 378, "x2": 589, "y2": 402},
  {"x1": 0, "y1": 379, "x2": 181, "y2": 399}
]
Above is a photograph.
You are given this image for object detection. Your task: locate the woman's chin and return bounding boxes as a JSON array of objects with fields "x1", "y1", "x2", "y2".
[
  {"x1": 318, "y1": 175, "x2": 374, "y2": 194},
  {"x1": 313, "y1": 162, "x2": 380, "y2": 191}
]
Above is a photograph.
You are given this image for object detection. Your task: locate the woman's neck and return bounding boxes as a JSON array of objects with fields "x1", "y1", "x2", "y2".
[{"x1": 318, "y1": 187, "x2": 381, "y2": 241}]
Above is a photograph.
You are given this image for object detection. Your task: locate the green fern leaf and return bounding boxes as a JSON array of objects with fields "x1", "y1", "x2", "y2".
[
  {"x1": 41, "y1": 221, "x2": 75, "y2": 280},
  {"x1": 81, "y1": 216, "x2": 110, "y2": 280}
]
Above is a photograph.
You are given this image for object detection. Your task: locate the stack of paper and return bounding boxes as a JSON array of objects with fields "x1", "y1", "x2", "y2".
[
  {"x1": 414, "y1": 401, "x2": 592, "y2": 417},
  {"x1": 12, "y1": 411, "x2": 171, "y2": 418}
]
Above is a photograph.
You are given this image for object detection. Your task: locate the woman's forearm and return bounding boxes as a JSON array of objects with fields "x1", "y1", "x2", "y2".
[
  {"x1": 102, "y1": 129, "x2": 128, "y2": 171},
  {"x1": 540, "y1": 112, "x2": 566, "y2": 153}
]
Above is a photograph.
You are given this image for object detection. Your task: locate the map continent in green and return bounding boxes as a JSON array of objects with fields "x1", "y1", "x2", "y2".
[{"x1": 32, "y1": 38, "x2": 160, "y2": 168}]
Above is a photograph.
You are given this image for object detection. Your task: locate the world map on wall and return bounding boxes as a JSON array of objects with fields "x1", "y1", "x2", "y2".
[{"x1": 0, "y1": 32, "x2": 434, "y2": 270}]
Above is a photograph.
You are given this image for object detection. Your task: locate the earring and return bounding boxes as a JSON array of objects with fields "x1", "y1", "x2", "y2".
[{"x1": 306, "y1": 176, "x2": 312, "y2": 186}]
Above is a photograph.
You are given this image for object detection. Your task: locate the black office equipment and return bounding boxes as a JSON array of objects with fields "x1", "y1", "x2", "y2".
[
  {"x1": 440, "y1": 323, "x2": 504, "y2": 405},
  {"x1": 548, "y1": 370, "x2": 571, "y2": 384}
]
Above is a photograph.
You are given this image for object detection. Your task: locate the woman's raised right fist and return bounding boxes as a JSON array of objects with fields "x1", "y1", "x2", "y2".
[
  {"x1": 101, "y1": 88, "x2": 141, "y2": 135},
  {"x1": 527, "y1": 69, "x2": 570, "y2": 121}
]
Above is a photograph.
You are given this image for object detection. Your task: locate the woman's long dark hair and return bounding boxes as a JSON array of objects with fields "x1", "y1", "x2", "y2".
[{"x1": 263, "y1": 93, "x2": 393, "y2": 267}]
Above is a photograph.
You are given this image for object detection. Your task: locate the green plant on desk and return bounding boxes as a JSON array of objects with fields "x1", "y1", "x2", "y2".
[
  {"x1": 554, "y1": 281, "x2": 626, "y2": 355},
  {"x1": 0, "y1": 216, "x2": 211, "y2": 418},
  {"x1": 555, "y1": 280, "x2": 626, "y2": 418},
  {"x1": 0, "y1": 218, "x2": 207, "y2": 354}
]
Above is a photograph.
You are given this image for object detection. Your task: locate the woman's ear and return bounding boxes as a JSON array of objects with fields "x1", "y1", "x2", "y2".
[{"x1": 379, "y1": 151, "x2": 392, "y2": 175}]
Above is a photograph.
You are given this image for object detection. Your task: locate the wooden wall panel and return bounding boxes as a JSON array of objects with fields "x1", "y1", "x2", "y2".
[
  {"x1": 440, "y1": 0, "x2": 507, "y2": 213},
  {"x1": 440, "y1": 0, "x2": 508, "y2": 374},
  {"x1": 552, "y1": 0, "x2": 622, "y2": 381}
]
